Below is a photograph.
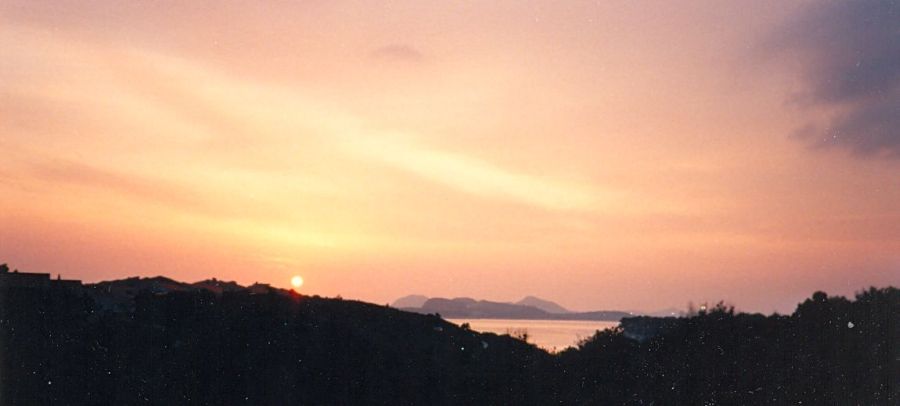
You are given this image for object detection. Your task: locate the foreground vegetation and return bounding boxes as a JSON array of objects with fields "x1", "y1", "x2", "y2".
[{"x1": 1, "y1": 281, "x2": 896, "y2": 404}]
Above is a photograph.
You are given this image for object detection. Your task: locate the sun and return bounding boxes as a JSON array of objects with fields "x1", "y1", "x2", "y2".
[{"x1": 290, "y1": 275, "x2": 304, "y2": 289}]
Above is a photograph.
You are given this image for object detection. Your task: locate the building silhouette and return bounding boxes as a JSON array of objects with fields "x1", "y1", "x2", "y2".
[{"x1": 0, "y1": 263, "x2": 82, "y2": 289}]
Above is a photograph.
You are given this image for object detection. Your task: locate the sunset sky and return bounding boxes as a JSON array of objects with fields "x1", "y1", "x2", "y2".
[{"x1": 2, "y1": 0, "x2": 898, "y2": 313}]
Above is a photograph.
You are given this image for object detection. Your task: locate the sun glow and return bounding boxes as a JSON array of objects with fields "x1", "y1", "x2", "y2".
[{"x1": 290, "y1": 275, "x2": 304, "y2": 289}]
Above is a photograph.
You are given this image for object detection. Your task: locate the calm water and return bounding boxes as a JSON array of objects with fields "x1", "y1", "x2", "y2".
[{"x1": 448, "y1": 318, "x2": 619, "y2": 351}]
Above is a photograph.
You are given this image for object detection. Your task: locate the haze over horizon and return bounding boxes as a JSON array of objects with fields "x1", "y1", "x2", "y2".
[{"x1": 2, "y1": 1, "x2": 899, "y2": 314}]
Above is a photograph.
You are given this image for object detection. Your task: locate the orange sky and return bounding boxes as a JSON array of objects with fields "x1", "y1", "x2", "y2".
[{"x1": 2, "y1": 1, "x2": 898, "y2": 313}]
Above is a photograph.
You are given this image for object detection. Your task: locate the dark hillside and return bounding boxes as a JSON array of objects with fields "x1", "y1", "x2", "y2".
[
  {"x1": 557, "y1": 288, "x2": 899, "y2": 404},
  {"x1": 0, "y1": 285, "x2": 554, "y2": 405},
  {"x1": 1, "y1": 272, "x2": 896, "y2": 405}
]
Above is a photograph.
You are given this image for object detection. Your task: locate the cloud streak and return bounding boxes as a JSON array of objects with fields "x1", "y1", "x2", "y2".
[
  {"x1": 342, "y1": 134, "x2": 603, "y2": 211},
  {"x1": 370, "y1": 44, "x2": 424, "y2": 62},
  {"x1": 772, "y1": 0, "x2": 900, "y2": 157},
  {"x1": 124, "y1": 51, "x2": 605, "y2": 212}
]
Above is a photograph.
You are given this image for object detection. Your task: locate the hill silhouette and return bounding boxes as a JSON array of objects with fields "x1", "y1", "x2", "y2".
[
  {"x1": 1, "y1": 265, "x2": 897, "y2": 404},
  {"x1": 402, "y1": 296, "x2": 628, "y2": 321},
  {"x1": 391, "y1": 294, "x2": 429, "y2": 309},
  {"x1": 2, "y1": 273, "x2": 554, "y2": 404},
  {"x1": 516, "y1": 296, "x2": 571, "y2": 314},
  {"x1": 392, "y1": 295, "x2": 575, "y2": 315}
]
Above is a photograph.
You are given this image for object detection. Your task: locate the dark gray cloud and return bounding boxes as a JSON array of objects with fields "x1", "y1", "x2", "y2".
[
  {"x1": 370, "y1": 44, "x2": 424, "y2": 62},
  {"x1": 772, "y1": 0, "x2": 900, "y2": 157}
]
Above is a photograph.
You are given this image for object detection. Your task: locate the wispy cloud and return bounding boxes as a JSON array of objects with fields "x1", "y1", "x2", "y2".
[
  {"x1": 341, "y1": 134, "x2": 603, "y2": 211},
  {"x1": 29, "y1": 160, "x2": 194, "y2": 206},
  {"x1": 119, "y1": 51, "x2": 607, "y2": 212},
  {"x1": 370, "y1": 44, "x2": 424, "y2": 62}
]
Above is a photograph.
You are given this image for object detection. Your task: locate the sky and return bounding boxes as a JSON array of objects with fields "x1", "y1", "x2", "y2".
[{"x1": 1, "y1": 0, "x2": 898, "y2": 313}]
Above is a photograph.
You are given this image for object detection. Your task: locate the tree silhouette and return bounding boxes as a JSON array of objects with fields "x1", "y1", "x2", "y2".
[{"x1": 1, "y1": 276, "x2": 896, "y2": 404}]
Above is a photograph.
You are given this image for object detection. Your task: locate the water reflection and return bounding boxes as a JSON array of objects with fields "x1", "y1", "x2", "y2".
[{"x1": 448, "y1": 318, "x2": 620, "y2": 351}]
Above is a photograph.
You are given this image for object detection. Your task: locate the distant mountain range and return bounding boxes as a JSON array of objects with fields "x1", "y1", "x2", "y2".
[
  {"x1": 394, "y1": 295, "x2": 631, "y2": 321},
  {"x1": 516, "y1": 295, "x2": 571, "y2": 314}
]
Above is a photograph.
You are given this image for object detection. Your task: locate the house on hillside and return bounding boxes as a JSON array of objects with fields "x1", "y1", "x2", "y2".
[{"x1": 0, "y1": 263, "x2": 82, "y2": 289}]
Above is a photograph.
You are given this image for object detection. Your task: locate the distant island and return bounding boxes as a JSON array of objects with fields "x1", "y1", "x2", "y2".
[{"x1": 395, "y1": 295, "x2": 631, "y2": 321}]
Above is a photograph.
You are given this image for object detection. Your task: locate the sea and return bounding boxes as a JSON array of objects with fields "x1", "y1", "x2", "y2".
[{"x1": 447, "y1": 318, "x2": 620, "y2": 352}]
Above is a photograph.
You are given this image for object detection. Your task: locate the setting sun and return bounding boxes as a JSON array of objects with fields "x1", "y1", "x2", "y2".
[{"x1": 291, "y1": 275, "x2": 304, "y2": 289}]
